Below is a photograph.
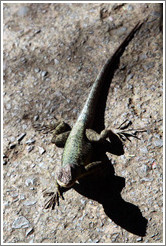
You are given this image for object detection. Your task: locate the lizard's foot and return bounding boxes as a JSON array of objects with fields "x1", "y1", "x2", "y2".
[
  {"x1": 33, "y1": 120, "x2": 71, "y2": 134},
  {"x1": 116, "y1": 120, "x2": 146, "y2": 142},
  {"x1": 42, "y1": 183, "x2": 64, "y2": 209},
  {"x1": 33, "y1": 120, "x2": 71, "y2": 148}
]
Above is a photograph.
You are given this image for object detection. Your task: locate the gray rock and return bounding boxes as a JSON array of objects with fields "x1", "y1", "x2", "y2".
[
  {"x1": 17, "y1": 6, "x2": 29, "y2": 17},
  {"x1": 9, "y1": 143, "x2": 17, "y2": 149},
  {"x1": 33, "y1": 115, "x2": 39, "y2": 121},
  {"x1": 141, "y1": 177, "x2": 154, "y2": 182},
  {"x1": 126, "y1": 73, "x2": 134, "y2": 82},
  {"x1": 17, "y1": 133, "x2": 26, "y2": 142},
  {"x1": 26, "y1": 138, "x2": 36, "y2": 145},
  {"x1": 143, "y1": 62, "x2": 155, "y2": 71},
  {"x1": 154, "y1": 139, "x2": 163, "y2": 147},
  {"x1": 38, "y1": 146, "x2": 46, "y2": 155},
  {"x1": 23, "y1": 200, "x2": 37, "y2": 206},
  {"x1": 117, "y1": 26, "x2": 127, "y2": 35},
  {"x1": 54, "y1": 59, "x2": 59, "y2": 65},
  {"x1": 140, "y1": 147, "x2": 148, "y2": 154},
  {"x1": 127, "y1": 5, "x2": 134, "y2": 11},
  {"x1": 25, "y1": 177, "x2": 36, "y2": 186},
  {"x1": 41, "y1": 71, "x2": 48, "y2": 77},
  {"x1": 26, "y1": 227, "x2": 34, "y2": 236},
  {"x1": 3, "y1": 160, "x2": 7, "y2": 165},
  {"x1": 20, "y1": 194, "x2": 25, "y2": 200},
  {"x1": 6, "y1": 103, "x2": 11, "y2": 110},
  {"x1": 12, "y1": 216, "x2": 30, "y2": 229},
  {"x1": 34, "y1": 68, "x2": 40, "y2": 73},
  {"x1": 139, "y1": 53, "x2": 147, "y2": 60},
  {"x1": 27, "y1": 145, "x2": 34, "y2": 153},
  {"x1": 136, "y1": 237, "x2": 143, "y2": 242},
  {"x1": 137, "y1": 164, "x2": 149, "y2": 177}
]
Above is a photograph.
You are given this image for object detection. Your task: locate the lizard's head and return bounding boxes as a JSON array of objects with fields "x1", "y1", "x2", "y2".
[{"x1": 56, "y1": 164, "x2": 77, "y2": 188}]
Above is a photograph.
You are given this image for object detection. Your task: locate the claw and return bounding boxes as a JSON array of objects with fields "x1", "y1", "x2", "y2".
[
  {"x1": 117, "y1": 120, "x2": 132, "y2": 130},
  {"x1": 33, "y1": 121, "x2": 60, "y2": 134},
  {"x1": 43, "y1": 182, "x2": 64, "y2": 209},
  {"x1": 43, "y1": 191, "x2": 55, "y2": 197},
  {"x1": 43, "y1": 192, "x2": 59, "y2": 209},
  {"x1": 44, "y1": 193, "x2": 58, "y2": 209},
  {"x1": 116, "y1": 128, "x2": 146, "y2": 142}
]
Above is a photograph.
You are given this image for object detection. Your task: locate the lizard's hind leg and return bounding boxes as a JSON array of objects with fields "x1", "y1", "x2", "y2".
[
  {"x1": 51, "y1": 121, "x2": 71, "y2": 147},
  {"x1": 85, "y1": 128, "x2": 118, "y2": 142},
  {"x1": 86, "y1": 124, "x2": 146, "y2": 143},
  {"x1": 33, "y1": 121, "x2": 71, "y2": 147}
]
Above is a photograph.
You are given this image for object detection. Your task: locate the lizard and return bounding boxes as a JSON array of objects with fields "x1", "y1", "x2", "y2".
[{"x1": 34, "y1": 21, "x2": 144, "y2": 209}]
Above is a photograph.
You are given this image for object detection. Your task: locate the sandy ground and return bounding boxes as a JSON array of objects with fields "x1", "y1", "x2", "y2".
[{"x1": 3, "y1": 2, "x2": 163, "y2": 244}]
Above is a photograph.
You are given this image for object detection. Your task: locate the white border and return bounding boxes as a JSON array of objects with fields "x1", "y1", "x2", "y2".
[{"x1": 1, "y1": 1, "x2": 165, "y2": 245}]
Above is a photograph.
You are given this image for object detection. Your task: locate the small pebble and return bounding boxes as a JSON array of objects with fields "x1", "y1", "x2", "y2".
[
  {"x1": 34, "y1": 29, "x2": 41, "y2": 34},
  {"x1": 38, "y1": 146, "x2": 46, "y2": 155},
  {"x1": 41, "y1": 71, "x2": 48, "y2": 77},
  {"x1": 127, "y1": 84, "x2": 133, "y2": 90},
  {"x1": 126, "y1": 73, "x2": 134, "y2": 82},
  {"x1": 27, "y1": 146, "x2": 34, "y2": 153},
  {"x1": 9, "y1": 143, "x2": 17, "y2": 149},
  {"x1": 26, "y1": 138, "x2": 35, "y2": 145},
  {"x1": 140, "y1": 146, "x2": 148, "y2": 154},
  {"x1": 54, "y1": 59, "x2": 59, "y2": 65},
  {"x1": 143, "y1": 62, "x2": 155, "y2": 71},
  {"x1": 34, "y1": 68, "x2": 40, "y2": 73},
  {"x1": 139, "y1": 53, "x2": 147, "y2": 60},
  {"x1": 12, "y1": 216, "x2": 30, "y2": 229},
  {"x1": 117, "y1": 26, "x2": 127, "y2": 35},
  {"x1": 23, "y1": 200, "x2": 37, "y2": 206},
  {"x1": 136, "y1": 237, "x2": 143, "y2": 242},
  {"x1": 25, "y1": 177, "x2": 36, "y2": 186},
  {"x1": 127, "y1": 5, "x2": 134, "y2": 11},
  {"x1": 17, "y1": 6, "x2": 29, "y2": 16},
  {"x1": 20, "y1": 194, "x2": 25, "y2": 200},
  {"x1": 10, "y1": 136, "x2": 16, "y2": 142},
  {"x1": 33, "y1": 115, "x2": 39, "y2": 121},
  {"x1": 141, "y1": 177, "x2": 153, "y2": 182},
  {"x1": 17, "y1": 133, "x2": 26, "y2": 142},
  {"x1": 3, "y1": 201, "x2": 10, "y2": 207},
  {"x1": 3, "y1": 160, "x2": 7, "y2": 165},
  {"x1": 154, "y1": 139, "x2": 163, "y2": 148},
  {"x1": 6, "y1": 104, "x2": 11, "y2": 110},
  {"x1": 26, "y1": 227, "x2": 34, "y2": 237}
]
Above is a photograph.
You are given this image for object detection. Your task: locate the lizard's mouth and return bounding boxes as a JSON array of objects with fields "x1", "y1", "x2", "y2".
[{"x1": 56, "y1": 178, "x2": 76, "y2": 188}]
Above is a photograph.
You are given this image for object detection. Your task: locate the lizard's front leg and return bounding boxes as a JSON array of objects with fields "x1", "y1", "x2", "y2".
[{"x1": 43, "y1": 161, "x2": 109, "y2": 209}]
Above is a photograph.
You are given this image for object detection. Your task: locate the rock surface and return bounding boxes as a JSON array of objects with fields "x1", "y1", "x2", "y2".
[{"x1": 3, "y1": 3, "x2": 163, "y2": 243}]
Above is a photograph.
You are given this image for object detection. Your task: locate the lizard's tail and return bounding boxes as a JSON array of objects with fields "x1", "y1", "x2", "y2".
[{"x1": 78, "y1": 21, "x2": 143, "y2": 129}]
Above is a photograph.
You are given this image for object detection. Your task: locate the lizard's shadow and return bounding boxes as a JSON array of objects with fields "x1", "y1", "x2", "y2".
[
  {"x1": 73, "y1": 155, "x2": 148, "y2": 237},
  {"x1": 71, "y1": 31, "x2": 148, "y2": 236}
]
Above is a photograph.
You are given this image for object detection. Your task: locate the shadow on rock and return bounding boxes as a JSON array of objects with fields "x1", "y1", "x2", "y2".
[{"x1": 73, "y1": 163, "x2": 148, "y2": 237}]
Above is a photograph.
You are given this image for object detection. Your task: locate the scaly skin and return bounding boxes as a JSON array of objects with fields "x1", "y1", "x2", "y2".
[
  {"x1": 56, "y1": 21, "x2": 143, "y2": 188},
  {"x1": 39, "y1": 21, "x2": 144, "y2": 209}
]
